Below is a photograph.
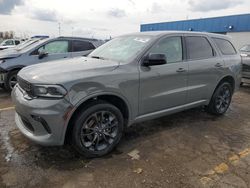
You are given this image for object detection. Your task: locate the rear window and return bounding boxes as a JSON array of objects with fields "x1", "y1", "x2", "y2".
[
  {"x1": 186, "y1": 36, "x2": 214, "y2": 60},
  {"x1": 213, "y1": 38, "x2": 236, "y2": 55},
  {"x1": 71, "y1": 40, "x2": 95, "y2": 52}
]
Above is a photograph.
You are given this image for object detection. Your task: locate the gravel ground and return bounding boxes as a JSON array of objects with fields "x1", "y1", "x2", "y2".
[{"x1": 0, "y1": 86, "x2": 250, "y2": 188}]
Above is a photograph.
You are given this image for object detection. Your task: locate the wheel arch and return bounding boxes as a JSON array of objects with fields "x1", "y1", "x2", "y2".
[
  {"x1": 64, "y1": 92, "x2": 131, "y2": 144},
  {"x1": 216, "y1": 75, "x2": 235, "y2": 92},
  {"x1": 209, "y1": 75, "x2": 235, "y2": 104},
  {"x1": 6, "y1": 65, "x2": 25, "y2": 73}
]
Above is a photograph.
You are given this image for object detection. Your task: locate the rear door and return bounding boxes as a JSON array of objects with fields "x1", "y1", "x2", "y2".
[
  {"x1": 70, "y1": 40, "x2": 96, "y2": 57},
  {"x1": 185, "y1": 35, "x2": 225, "y2": 103}
]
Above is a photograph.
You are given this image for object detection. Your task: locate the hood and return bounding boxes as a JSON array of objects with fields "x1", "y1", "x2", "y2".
[
  {"x1": 18, "y1": 57, "x2": 119, "y2": 84},
  {"x1": 0, "y1": 48, "x2": 22, "y2": 59}
]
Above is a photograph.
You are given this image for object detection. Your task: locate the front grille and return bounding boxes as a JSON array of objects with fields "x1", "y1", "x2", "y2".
[
  {"x1": 242, "y1": 64, "x2": 250, "y2": 71},
  {"x1": 17, "y1": 76, "x2": 33, "y2": 95}
]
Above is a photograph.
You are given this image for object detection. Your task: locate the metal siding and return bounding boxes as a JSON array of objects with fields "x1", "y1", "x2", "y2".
[{"x1": 140, "y1": 14, "x2": 250, "y2": 33}]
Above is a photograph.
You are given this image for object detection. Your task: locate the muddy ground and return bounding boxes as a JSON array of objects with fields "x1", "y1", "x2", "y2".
[{"x1": 0, "y1": 86, "x2": 250, "y2": 188}]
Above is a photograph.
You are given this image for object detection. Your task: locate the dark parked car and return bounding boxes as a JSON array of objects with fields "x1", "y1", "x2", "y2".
[
  {"x1": 240, "y1": 44, "x2": 250, "y2": 85},
  {"x1": 0, "y1": 37, "x2": 104, "y2": 91},
  {"x1": 12, "y1": 31, "x2": 241, "y2": 158}
]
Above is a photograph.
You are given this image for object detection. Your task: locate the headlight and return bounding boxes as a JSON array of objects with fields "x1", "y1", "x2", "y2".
[
  {"x1": 0, "y1": 59, "x2": 5, "y2": 64},
  {"x1": 33, "y1": 84, "x2": 67, "y2": 98}
]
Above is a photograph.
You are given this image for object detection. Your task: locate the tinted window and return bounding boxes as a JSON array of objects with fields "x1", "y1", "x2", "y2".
[
  {"x1": 213, "y1": 38, "x2": 236, "y2": 55},
  {"x1": 186, "y1": 36, "x2": 214, "y2": 60},
  {"x1": 149, "y1": 36, "x2": 183, "y2": 63},
  {"x1": 72, "y1": 40, "x2": 95, "y2": 52},
  {"x1": 15, "y1": 40, "x2": 20, "y2": 45},
  {"x1": 38, "y1": 40, "x2": 69, "y2": 54}
]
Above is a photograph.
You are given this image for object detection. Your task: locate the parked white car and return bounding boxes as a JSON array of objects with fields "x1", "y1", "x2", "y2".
[{"x1": 0, "y1": 39, "x2": 21, "y2": 50}]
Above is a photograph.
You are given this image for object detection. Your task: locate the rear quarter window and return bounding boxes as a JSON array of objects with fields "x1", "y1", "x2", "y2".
[
  {"x1": 213, "y1": 38, "x2": 236, "y2": 55},
  {"x1": 71, "y1": 40, "x2": 95, "y2": 52}
]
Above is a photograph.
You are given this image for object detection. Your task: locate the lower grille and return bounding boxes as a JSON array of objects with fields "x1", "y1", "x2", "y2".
[{"x1": 19, "y1": 114, "x2": 34, "y2": 132}]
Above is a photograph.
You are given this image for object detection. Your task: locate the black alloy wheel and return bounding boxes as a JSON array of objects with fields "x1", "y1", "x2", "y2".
[{"x1": 72, "y1": 101, "x2": 124, "y2": 158}]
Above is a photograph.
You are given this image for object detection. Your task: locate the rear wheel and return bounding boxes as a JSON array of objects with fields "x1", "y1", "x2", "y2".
[
  {"x1": 207, "y1": 82, "x2": 232, "y2": 115},
  {"x1": 71, "y1": 101, "x2": 124, "y2": 158},
  {"x1": 4, "y1": 70, "x2": 19, "y2": 92}
]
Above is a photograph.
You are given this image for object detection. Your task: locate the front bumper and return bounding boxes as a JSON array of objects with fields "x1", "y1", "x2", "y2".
[{"x1": 11, "y1": 85, "x2": 72, "y2": 146}]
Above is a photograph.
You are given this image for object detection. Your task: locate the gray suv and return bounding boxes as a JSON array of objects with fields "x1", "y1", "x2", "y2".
[
  {"x1": 12, "y1": 31, "x2": 241, "y2": 157},
  {"x1": 0, "y1": 37, "x2": 103, "y2": 91}
]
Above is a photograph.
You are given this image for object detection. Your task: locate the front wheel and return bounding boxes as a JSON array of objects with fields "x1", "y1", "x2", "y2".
[
  {"x1": 207, "y1": 82, "x2": 233, "y2": 115},
  {"x1": 4, "y1": 70, "x2": 19, "y2": 92},
  {"x1": 71, "y1": 101, "x2": 124, "y2": 158}
]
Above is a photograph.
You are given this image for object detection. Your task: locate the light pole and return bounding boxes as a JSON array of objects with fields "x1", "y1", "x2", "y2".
[{"x1": 58, "y1": 22, "x2": 61, "y2": 36}]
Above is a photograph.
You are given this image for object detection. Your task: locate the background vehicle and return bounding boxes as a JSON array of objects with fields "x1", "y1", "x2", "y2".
[
  {"x1": 0, "y1": 39, "x2": 21, "y2": 50},
  {"x1": 12, "y1": 31, "x2": 241, "y2": 158},
  {"x1": 240, "y1": 44, "x2": 250, "y2": 85},
  {"x1": 0, "y1": 36, "x2": 104, "y2": 91}
]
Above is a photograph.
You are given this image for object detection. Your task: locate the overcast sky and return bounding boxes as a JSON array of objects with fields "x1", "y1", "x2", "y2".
[{"x1": 0, "y1": 0, "x2": 249, "y2": 39}]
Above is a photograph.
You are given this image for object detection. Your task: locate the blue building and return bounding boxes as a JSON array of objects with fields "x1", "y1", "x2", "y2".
[{"x1": 140, "y1": 14, "x2": 250, "y2": 49}]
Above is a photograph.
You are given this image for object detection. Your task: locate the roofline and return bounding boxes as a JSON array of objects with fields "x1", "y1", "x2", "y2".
[
  {"x1": 56, "y1": 36, "x2": 101, "y2": 41},
  {"x1": 121, "y1": 31, "x2": 230, "y2": 38},
  {"x1": 141, "y1": 13, "x2": 250, "y2": 26}
]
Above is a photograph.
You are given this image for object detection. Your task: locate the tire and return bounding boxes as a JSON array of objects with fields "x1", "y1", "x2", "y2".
[
  {"x1": 4, "y1": 70, "x2": 19, "y2": 92},
  {"x1": 207, "y1": 82, "x2": 233, "y2": 115},
  {"x1": 71, "y1": 100, "x2": 124, "y2": 158}
]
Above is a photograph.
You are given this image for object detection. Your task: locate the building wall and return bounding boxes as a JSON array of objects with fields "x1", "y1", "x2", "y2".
[
  {"x1": 226, "y1": 32, "x2": 250, "y2": 50},
  {"x1": 141, "y1": 14, "x2": 250, "y2": 33}
]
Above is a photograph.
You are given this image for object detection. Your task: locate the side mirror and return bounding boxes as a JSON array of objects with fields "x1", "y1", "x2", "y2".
[
  {"x1": 38, "y1": 50, "x2": 48, "y2": 59},
  {"x1": 143, "y1": 53, "x2": 167, "y2": 66}
]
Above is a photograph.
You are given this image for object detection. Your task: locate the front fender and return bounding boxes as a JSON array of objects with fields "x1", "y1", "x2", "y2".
[{"x1": 61, "y1": 90, "x2": 134, "y2": 143}]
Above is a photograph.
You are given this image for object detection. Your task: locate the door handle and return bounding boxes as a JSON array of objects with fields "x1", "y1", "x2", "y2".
[
  {"x1": 215, "y1": 63, "x2": 223, "y2": 68},
  {"x1": 176, "y1": 68, "x2": 187, "y2": 73}
]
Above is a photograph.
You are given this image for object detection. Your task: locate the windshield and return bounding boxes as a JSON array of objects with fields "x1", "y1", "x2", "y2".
[
  {"x1": 88, "y1": 35, "x2": 153, "y2": 63},
  {"x1": 240, "y1": 45, "x2": 250, "y2": 52}
]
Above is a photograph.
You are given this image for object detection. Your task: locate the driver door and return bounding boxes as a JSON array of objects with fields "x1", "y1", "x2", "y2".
[{"x1": 139, "y1": 35, "x2": 188, "y2": 115}]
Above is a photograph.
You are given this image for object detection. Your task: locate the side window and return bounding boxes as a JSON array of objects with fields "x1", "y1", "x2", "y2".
[
  {"x1": 38, "y1": 40, "x2": 69, "y2": 54},
  {"x1": 71, "y1": 40, "x2": 95, "y2": 52},
  {"x1": 4, "y1": 40, "x2": 14, "y2": 46},
  {"x1": 186, "y1": 36, "x2": 214, "y2": 60},
  {"x1": 213, "y1": 38, "x2": 236, "y2": 55},
  {"x1": 15, "y1": 40, "x2": 20, "y2": 45},
  {"x1": 149, "y1": 36, "x2": 183, "y2": 63}
]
